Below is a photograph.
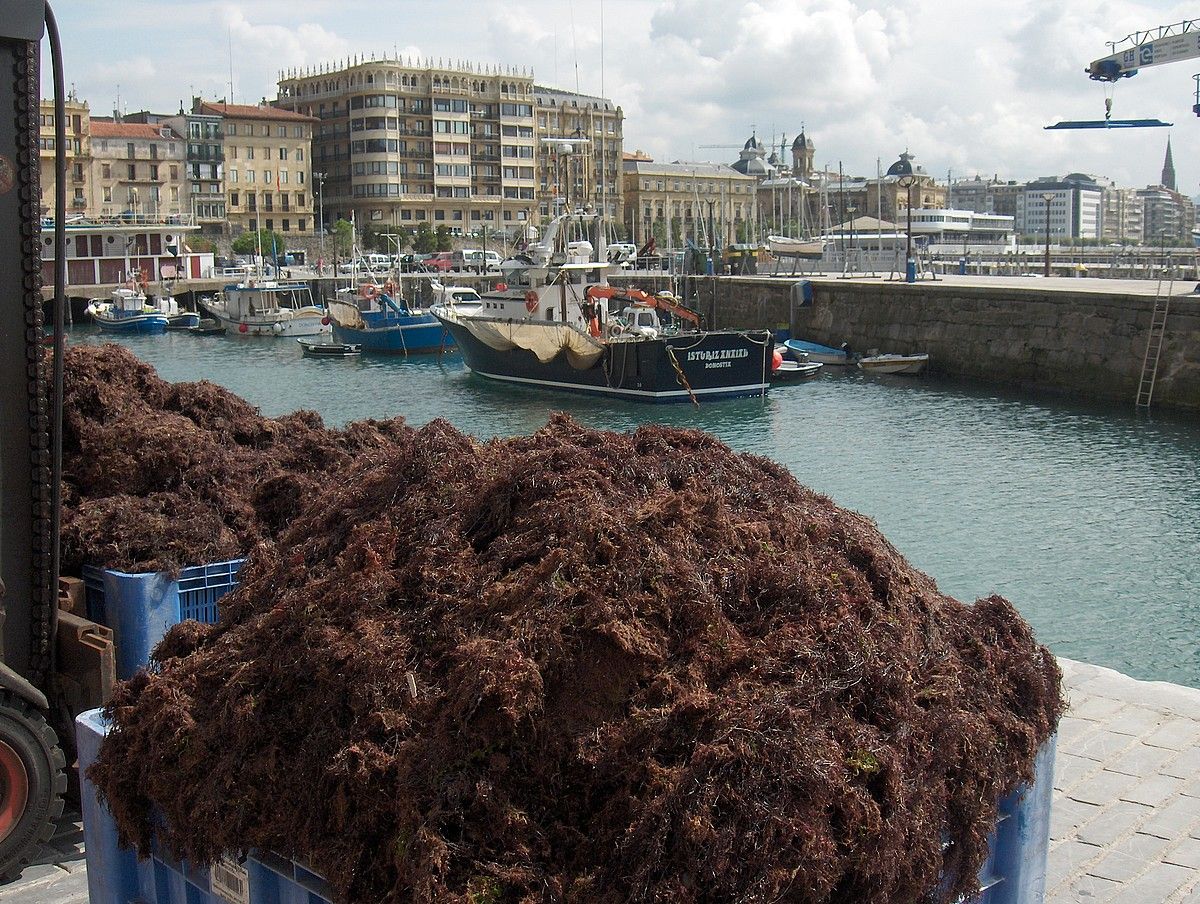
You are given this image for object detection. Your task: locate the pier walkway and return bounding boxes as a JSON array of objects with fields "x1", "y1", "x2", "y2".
[{"x1": 5, "y1": 658, "x2": 1199, "y2": 903}]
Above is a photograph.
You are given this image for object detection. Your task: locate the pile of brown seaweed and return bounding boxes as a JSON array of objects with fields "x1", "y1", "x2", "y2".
[
  {"x1": 61, "y1": 343, "x2": 411, "y2": 574},
  {"x1": 90, "y1": 413, "x2": 1062, "y2": 904}
]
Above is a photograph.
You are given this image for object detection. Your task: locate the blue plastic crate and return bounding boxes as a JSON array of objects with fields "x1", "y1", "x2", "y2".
[
  {"x1": 77, "y1": 707, "x2": 1055, "y2": 904},
  {"x1": 77, "y1": 709, "x2": 334, "y2": 904},
  {"x1": 80, "y1": 559, "x2": 245, "y2": 679}
]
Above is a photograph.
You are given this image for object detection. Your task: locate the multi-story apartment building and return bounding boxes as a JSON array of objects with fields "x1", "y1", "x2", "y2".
[
  {"x1": 949, "y1": 176, "x2": 1023, "y2": 220},
  {"x1": 622, "y1": 158, "x2": 757, "y2": 247},
  {"x1": 1016, "y1": 175, "x2": 1103, "y2": 240},
  {"x1": 163, "y1": 102, "x2": 227, "y2": 236},
  {"x1": 200, "y1": 101, "x2": 316, "y2": 236},
  {"x1": 38, "y1": 97, "x2": 92, "y2": 217},
  {"x1": 533, "y1": 86, "x2": 623, "y2": 225},
  {"x1": 1100, "y1": 185, "x2": 1144, "y2": 244},
  {"x1": 275, "y1": 58, "x2": 538, "y2": 236},
  {"x1": 89, "y1": 120, "x2": 187, "y2": 219},
  {"x1": 1138, "y1": 185, "x2": 1195, "y2": 246}
]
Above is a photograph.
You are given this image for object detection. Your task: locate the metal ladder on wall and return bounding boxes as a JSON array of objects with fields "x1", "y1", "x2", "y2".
[{"x1": 1135, "y1": 275, "x2": 1174, "y2": 408}]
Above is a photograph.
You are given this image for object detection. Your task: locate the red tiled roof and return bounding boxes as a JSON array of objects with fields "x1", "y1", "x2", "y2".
[
  {"x1": 197, "y1": 101, "x2": 318, "y2": 123},
  {"x1": 90, "y1": 121, "x2": 180, "y2": 140}
]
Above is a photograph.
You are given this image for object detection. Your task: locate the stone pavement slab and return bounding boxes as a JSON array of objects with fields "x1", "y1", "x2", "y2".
[{"x1": 1052, "y1": 659, "x2": 1200, "y2": 903}]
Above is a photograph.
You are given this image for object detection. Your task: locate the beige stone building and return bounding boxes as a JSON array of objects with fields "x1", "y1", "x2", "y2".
[
  {"x1": 38, "y1": 97, "x2": 92, "y2": 217},
  {"x1": 275, "y1": 58, "x2": 538, "y2": 237},
  {"x1": 622, "y1": 157, "x2": 758, "y2": 249},
  {"x1": 533, "y1": 86, "x2": 623, "y2": 226},
  {"x1": 200, "y1": 101, "x2": 317, "y2": 237},
  {"x1": 88, "y1": 120, "x2": 187, "y2": 220}
]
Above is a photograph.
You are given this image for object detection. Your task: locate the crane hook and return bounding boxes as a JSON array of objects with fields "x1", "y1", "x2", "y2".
[{"x1": 1104, "y1": 96, "x2": 1113, "y2": 123}]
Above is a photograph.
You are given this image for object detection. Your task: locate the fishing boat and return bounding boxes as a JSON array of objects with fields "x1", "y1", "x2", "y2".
[
  {"x1": 432, "y1": 209, "x2": 772, "y2": 404},
  {"x1": 85, "y1": 286, "x2": 169, "y2": 334},
  {"x1": 784, "y1": 338, "x2": 853, "y2": 365},
  {"x1": 771, "y1": 360, "x2": 823, "y2": 382},
  {"x1": 297, "y1": 338, "x2": 361, "y2": 358},
  {"x1": 204, "y1": 278, "x2": 330, "y2": 338},
  {"x1": 162, "y1": 301, "x2": 200, "y2": 330},
  {"x1": 858, "y1": 353, "x2": 929, "y2": 375},
  {"x1": 327, "y1": 280, "x2": 455, "y2": 354}
]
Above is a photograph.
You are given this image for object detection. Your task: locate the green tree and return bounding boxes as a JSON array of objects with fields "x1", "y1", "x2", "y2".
[
  {"x1": 188, "y1": 236, "x2": 217, "y2": 254},
  {"x1": 231, "y1": 229, "x2": 286, "y2": 257},
  {"x1": 434, "y1": 225, "x2": 453, "y2": 252},
  {"x1": 651, "y1": 217, "x2": 667, "y2": 249},
  {"x1": 412, "y1": 222, "x2": 437, "y2": 254},
  {"x1": 331, "y1": 219, "x2": 354, "y2": 256}
]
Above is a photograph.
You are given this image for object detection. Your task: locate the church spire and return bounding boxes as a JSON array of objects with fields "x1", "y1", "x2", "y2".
[{"x1": 1161, "y1": 137, "x2": 1176, "y2": 191}]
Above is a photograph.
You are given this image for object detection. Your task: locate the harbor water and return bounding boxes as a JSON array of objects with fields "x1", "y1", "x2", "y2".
[{"x1": 74, "y1": 326, "x2": 1200, "y2": 688}]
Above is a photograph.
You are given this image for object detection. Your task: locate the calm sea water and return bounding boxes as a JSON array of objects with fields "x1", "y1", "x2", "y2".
[{"x1": 73, "y1": 326, "x2": 1200, "y2": 688}]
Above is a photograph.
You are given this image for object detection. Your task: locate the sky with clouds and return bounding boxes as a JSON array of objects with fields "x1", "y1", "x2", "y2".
[{"x1": 43, "y1": 0, "x2": 1199, "y2": 195}]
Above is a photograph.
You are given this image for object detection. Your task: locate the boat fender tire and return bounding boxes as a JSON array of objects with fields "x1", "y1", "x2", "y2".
[
  {"x1": 524, "y1": 290, "x2": 539, "y2": 313},
  {"x1": 0, "y1": 692, "x2": 66, "y2": 883},
  {"x1": 607, "y1": 323, "x2": 624, "y2": 339}
]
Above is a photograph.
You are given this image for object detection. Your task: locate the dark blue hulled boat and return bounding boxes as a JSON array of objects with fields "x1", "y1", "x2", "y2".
[
  {"x1": 432, "y1": 210, "x2": 772, "y2": 404},
  {"x1": 327, "y1": 285, "x2": 455, "y2": 354},
  {"x1": 86, "y1": 287, "x2": 169, "y2": 334}
]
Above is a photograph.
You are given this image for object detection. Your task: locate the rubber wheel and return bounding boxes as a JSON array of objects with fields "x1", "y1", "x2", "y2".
[{"x1": 0, "y1": 691, "x2": 66, "y2": 882}]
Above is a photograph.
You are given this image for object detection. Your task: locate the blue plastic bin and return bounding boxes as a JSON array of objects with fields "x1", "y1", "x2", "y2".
[
  {"x1": 77, "y1": 706, "x2": 1055, "y2": 904},
  {"x1": 78, "y1": 709, "x2": 334, "y2": 904},
  {"x1": 81, "y1": 559, "x2": 245, "y2": 679}
]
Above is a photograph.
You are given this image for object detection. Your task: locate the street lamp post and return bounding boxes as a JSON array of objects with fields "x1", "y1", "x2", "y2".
[
  {"x1": 886, "y1": 153, "x2": 917, "y2": 283},
  {"x1": 314, "y1": 171, "x2": 327, "y2": 262},
  {"x1": 1042, "y1": 192, "x2": 1054, "y2": 278}
]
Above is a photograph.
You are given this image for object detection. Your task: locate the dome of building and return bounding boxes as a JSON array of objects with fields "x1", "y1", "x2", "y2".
[
  {"x1": 743, "y1": 134, "x2": 759, "y2": 151},
  {"x1": 792, "y1": 131, "x2": 805, "y2": 150}
]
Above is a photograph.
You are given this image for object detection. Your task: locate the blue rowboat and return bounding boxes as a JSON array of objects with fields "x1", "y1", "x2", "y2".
[{"x1": 784, "y1": 338, "x2": 851, "y2": 365}]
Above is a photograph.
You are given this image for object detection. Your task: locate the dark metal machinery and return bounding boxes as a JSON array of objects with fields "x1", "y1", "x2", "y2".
[{"x1": 0, "y1": 0, "x2": 68, "y2": 881}]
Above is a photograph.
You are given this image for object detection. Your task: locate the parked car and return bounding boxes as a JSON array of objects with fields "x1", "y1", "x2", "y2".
[
  {"x1": 452, "y1": 249, "x2": 502, "y2": 272},
  {"x1": 424, "y1": 251, "x2": 454, "y2": 272}
]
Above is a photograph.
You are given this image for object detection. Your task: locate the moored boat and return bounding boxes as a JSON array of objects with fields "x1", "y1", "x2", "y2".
[
  {"x1": 205, "y1": 279, "x2": 330, "y2": 338},
  {"x1": 86, "y1": 287, "x2": 169, "y2": 334},
  {"x1": 328, "y1": 281, "x2": 453, "y2": 354},
  {"x1": 858, "y1": 353, "x2": 929, "y2": 375},
  {"x1": 297, "y1": 338, "x2": 362, "y2": 358},
  {"x1": 771, "y1": 360, "x2": 823, "y2": 382},
  {"x1": 432, "y1": 209, "x2": 772, "y2": 404},
  {"x1": 188, "y1": 318, "x2": 225, "y2": 336},
  {"x1": 784, "y1": 338, "x2": 852, "y2": 365}
]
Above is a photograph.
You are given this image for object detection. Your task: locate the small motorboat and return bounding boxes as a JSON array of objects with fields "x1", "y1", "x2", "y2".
[
  {"x1": 858, "y1": 353, "x2": 929, "y2": 375},
  {"x1": 297, "y1": 338, "x2": 361, "y2": 358},
  {"x1": 784, "y1": 338, "x2": 851, "y2": 365},
  {"x1": 188, "y1": 318, "x2": 225, "y2": 336},
  {"x1": 772, "y1": 360, "x2": 823, "y2": 382},
  {"x1": 165, "y1": 311, "x2": 201, "y2": 330}
]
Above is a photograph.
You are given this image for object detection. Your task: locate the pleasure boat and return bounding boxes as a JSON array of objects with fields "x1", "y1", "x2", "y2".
[
  {"x1": 768, "y1": 235, "x2": 826, "y2": 259},
  {"x1": 858, "y1": 353, "x2": 929, "y2": 375},
  {"x1": 205, "y1": 278, "x2": 330, "y2": 338},
  {"x1": 784, "y1": 338, "x2": 853, "y2": 365},
  {"x1": 432, "y1": 209, "x2": 773, "y2": 404}
]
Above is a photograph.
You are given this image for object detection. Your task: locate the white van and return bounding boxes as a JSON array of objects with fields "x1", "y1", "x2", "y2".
[
  {"x1": 452, "y1": 249, "x2": 502, "y2": 272},
  {"x1": 363, "y1": 253, "x2": 391, "y2": 274}
]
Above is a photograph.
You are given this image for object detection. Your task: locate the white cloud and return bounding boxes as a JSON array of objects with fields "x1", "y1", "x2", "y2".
[{"x1": 42, "y1": 0, "x2": 1200, "y2": 194}]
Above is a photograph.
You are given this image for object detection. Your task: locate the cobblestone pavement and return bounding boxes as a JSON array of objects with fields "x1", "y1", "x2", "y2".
[
  {"x1": 4, "y1": 658, "x2": 1198, "y2": 903},
  {"x1": 1051, "y1": 659, "x2": 1200, "y2": 904}
]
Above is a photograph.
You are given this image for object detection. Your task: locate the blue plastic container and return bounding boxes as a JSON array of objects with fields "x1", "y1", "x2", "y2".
[
  {"x1": 81, "y1": 559, "x2": 245, "y2": 679},
  {"x1": 78, "y1": 710, "x2": 334, "y2": 904},
  {"x1": 77, "y1": 706, "x2": 1055, "y2": 904}
]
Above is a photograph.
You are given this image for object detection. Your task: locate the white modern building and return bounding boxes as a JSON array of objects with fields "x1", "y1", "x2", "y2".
[
  {"x1": 905, "y1": 208, "x2": 1016, "y2": 250},
  {"x1": 1016, "y1": 176, "x2": 1103, "y2": 240}
]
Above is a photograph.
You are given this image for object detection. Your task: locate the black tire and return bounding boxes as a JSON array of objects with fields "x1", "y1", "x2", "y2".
[{"x1": 0, "y1": 692, "x2": 66, "y2": 882}]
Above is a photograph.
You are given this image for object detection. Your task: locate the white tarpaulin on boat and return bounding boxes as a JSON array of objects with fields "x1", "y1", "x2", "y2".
[
  {"x1": 463, "y1": 318, "x2": 604, "y2": 369},
  {"x1": 327, "y1": 300, "x2": 366, "y2": 330}
]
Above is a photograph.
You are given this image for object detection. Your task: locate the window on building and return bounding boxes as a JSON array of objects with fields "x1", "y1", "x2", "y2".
[
  {"x1": 434, "y1": 210, "x2": 445, "y2": 220},
  {"x1": 266, "y1": 218, "x2": 273, "y2": 230},
  {"x1": 101, "y1": 163, "x2": 110, "y2": 178},
  {"x1": 276, "y1": 126, "x2": 286, "y2": 137},
  {"x1": 282, "y1": 219, "x2": 290, "y2": 232},
  {"x1": 150, "y1": 164, "x2": 159, "y2": 181},
  {"x1": 247, "y1": 170, "x2": 256, "y2": 184},
  {"x1": 103, "y1": 186, "x2": 112, "y2": 202},
  {"x1": 230, "y1": 192, "x2": 239, "y2": 207},
  {"x1": 126, "y1": 142, "x2": 135, "y2": 158},
  {"x1": 170, "y1": 165, "x2": 178, "y2": 179},
  {"x1": 227, "y1": 123, "x2": 236, "y2": 136},
  {"x1": 246, "y1": 146, "x2": 254, "y2": 160},
  {"x1": 127, "y1": 163, "x2": 136, "y2": 180},
  {"x1": 279, "y1": 147, "x2": 288, "y2": 161}
]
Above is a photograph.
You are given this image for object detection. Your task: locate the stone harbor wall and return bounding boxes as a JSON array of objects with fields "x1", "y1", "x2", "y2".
[{"x1": 616, "y1": 276, "x2": 1200, "y2": 411}]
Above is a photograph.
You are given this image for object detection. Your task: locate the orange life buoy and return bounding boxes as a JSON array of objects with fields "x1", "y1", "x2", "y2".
[
  {"x1": 524, "y1": 290, "x2": 538, "y2": 313},
  {"x1": 360, "y1": 284, "x2": 378, "y2": 300}
]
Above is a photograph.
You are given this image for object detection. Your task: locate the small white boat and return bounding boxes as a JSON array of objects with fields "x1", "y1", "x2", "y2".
[
  {"x1": 768, "y1": 235, "x2": 826, "y2": 258},
  {"x1": 297, "y1": 338, "x2": 361, "y2": 358},
  {"x1": 771, "y1": 360, "x2": 823, "y2": 382},
  {"x1": 858, "y1": 353, "x2": 929, "y2": 375}
]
